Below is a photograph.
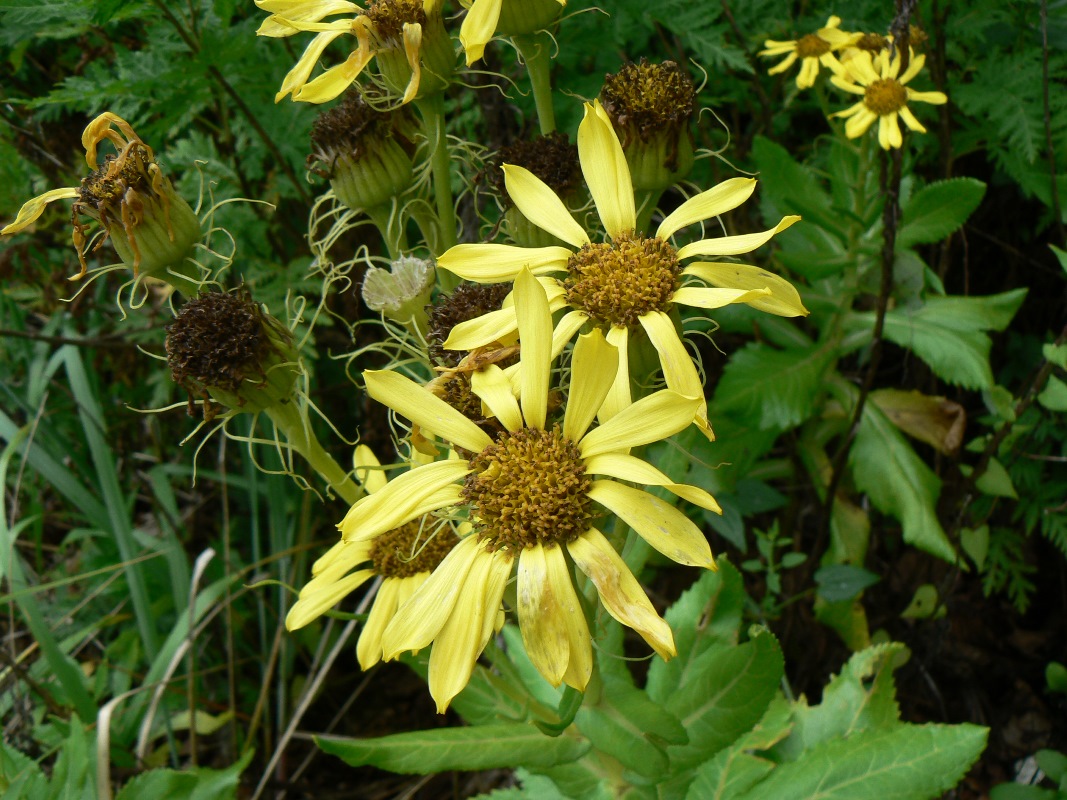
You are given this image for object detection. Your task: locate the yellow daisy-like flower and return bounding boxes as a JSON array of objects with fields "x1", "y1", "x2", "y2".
[
  {"x1": 437, "y1": 99, "x2": 807, "y2": 440},
  {"x1": 255, "y1": 0, "x2": 451, "y2": 104},
  {"x1": 286, "y1": 445, "x2": 460, "y2": 670},
  {"x1": 459, "y1": 0, "x2": 565, "y2": 66},
  {"x1": 829, "y1": 49, "x2": 947, "y2": 150},
  {"x1": 759, "y1": 16, "x2": 861, "y2": 89},
  {"x1": 339, "y1": 269, "x2": 721, "y2": 712}
]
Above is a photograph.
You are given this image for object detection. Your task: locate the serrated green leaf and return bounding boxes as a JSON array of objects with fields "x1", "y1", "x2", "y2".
[
  {"x1": 0, "y1": 741, "x2": 49, "y2": 798},
  {"x1": 666, "y1": 629, "x2": 784, "y2": 770},
  {"x1": 898, "y1": 179, "x2": 986, "y2": 247},
  {"x1": 114, "y1": 749, "x2": 252, "y2": 800},
  {"x1": 1038, "y1": 375, "x2": 1067, "y2": 412},
  {"x1": 647, "y1": 561, "x2": 745, "y2": 704},
  {"x1": 751, "y1": 137, "x2": 841, "y2": 236},
  {"x1": 850, "y1": 404, "x2": 955, "y2": 563},
  {"x1": 315, "y1": 723, "x2": 590, "y2": 775},
  {"x1": 814, "y1": 565, "x2": 881, "y2": 603},
  {"x1": 976, "y1": 457, "x2": 1018, "y2": 499},
  {"x1": 738, "y1": 723, "x2": 988, "y2": 800},
  {"x1": 713, "y1": 343, "x2": 831, "y2": 430}
]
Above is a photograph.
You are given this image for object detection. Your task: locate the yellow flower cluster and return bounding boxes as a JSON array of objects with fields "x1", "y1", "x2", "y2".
[{"x1": 759, "y1": 17, "x2": 948, "y2": 149}]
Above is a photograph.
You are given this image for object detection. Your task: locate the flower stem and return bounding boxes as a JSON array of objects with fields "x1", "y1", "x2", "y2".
[
  {"x1": 514, "y1": 33, "x2": 556, "y2": 135},
  {"x1": 415, "y1": 94, "x2": 458, "y2": 254},
  {"x1": 265, "y1": 401, "x2": 361, "y2": 505},
  {"x1": 366, "y1": 203, "x2": 408, "y2": 260}
]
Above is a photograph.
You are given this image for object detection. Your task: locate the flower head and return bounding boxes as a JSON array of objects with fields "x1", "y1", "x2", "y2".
[
  {"x1": 460, "y1": 0, "x2": 566, "y2": 66},
  {"x1": 256, "y1": 0, "x2": 454, "y2": 104},
  {"x1": 438, "y1": 100, "x2": 806, "y2": 440},
  {"x1": 337, "y1": 270, "x2": 722, "y2": 711},
  {"x1": 759, "y1": 16, "x2": 861, "y2": 89},
  {"x1": 286, "y1": 445, "x2": 460, "y2": 670},
  {"x1": 830, "y1": 49, "x2": 947, "y2": 149},
  {"x1": 2, "y1": 113, "x2": 201, "y2": 287}
]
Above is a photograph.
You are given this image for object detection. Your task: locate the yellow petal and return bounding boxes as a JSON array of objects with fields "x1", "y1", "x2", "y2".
[
  {"x1": 583, "y1": 453, "x2": 722, "y2": 513},
  {"x1": 438, "y1": 243, "x2": 571, "y2": 282},
  {"x1": 353, "y1": 444, "x2": 388, "y2": 493},
  {"x1": 676, "y1": 214, "x2": 800, "y2": 259},
  {"x1": 427, "y1": 544, "x2": 511, "y2": 712},
  {"x1": 638, "y1": 311, "x2": 712, "y2": 440},
  {"x1": 599, "y1": 325, "x2": 631, "y2": 423},
  {"x1": 580, "y1": 390, "x2": 700, "y2": 458},
  {"x1": 311, "y1": 536, "x2": 373, "y2": 576},
  {"x1": 766, "y1": 51, "x2": 798, "y2": 75},
  {"x1": 589, "y1": 480, "x2": 715, "y2": 568},
  {"x1": 564, "y1": 329, "x2": 619, "y2": 443},
  {"x1": 382, "y1": 535, "x2": 481, "y2": 658},
  {"x1": 1, "y1": 187, "x2": 79, "y2": 236},
  {"x1": 357, "y1": 575, "x2": 406, "y2": 669},
  {"x1": 285, "y1": 569, "x2": 375, "y2": 630},
  {"x1": 900, "y1": 51, "x2": 925, "y2": 85},
  {"x1": 338, "y1": 459, "x2": 468, "y2": 541},
  {"x1": 292, "y1": 43, "x2": 375, "y2": 103},
  {"x1": 502, "y1": 165, "x2": 590, "y2": 249},
  {"x1": 568, "y1": 528, "x2": 675, "y2": 659},
  {"x1": 656, "y1": 177, "x2": 757, "y2": 241},
  {"x1": 797, "y1": 56, "x2": 819, "y2": 89},
  {"x1": 365, "y1": 369, "x2": 493, "y2": 453},
  {"x1": 906, "y1": 90, "x2": 947, "y2": 106},
  {"x1": 681, "y1": 262, "x2": 809, "y2": 317},
  {"x1": 275, "y1": 30, "x2": 346, "y2": 101},
  {"x1": 898, "y1": 105, "x2": 927, "y2": 133},
  {"x1": 459, "y1": 0, "x2": 502, "y2": 64},
  {"x1": 399, "y1": 22, "x2": 423, "y2": 105},
  {"x1": 443, "y1": 307, "x2": 518, "y2": 351},
  {"x1": 844, "y1": 107, "x2": 879, "y2": 139},
  {"x1": 671, "y1": 285, "x2": 772, "y2": 311},
  {"x1": 515, "y1": 267, "x2": 552, "y2": 429},
  {"x1": 471, "y1": 364, "x2": 523, "y2": 431},
  {"x1": 517, "y1": 544, "x2": 570, "y2": 686},
  {"x1": 578, "y1": 100, "x2": 635, "y2": 238}
]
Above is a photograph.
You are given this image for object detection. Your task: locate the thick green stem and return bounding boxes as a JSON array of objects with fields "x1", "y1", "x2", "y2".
[
  {"x1": 415, "y1": 94, "x2": 458, "y2": 258},
  {"x1": 514, "y1": 33, "x2": 556, "y2": 135},
  {"x1": 265, "y1": 402, "x2": 361, "y2": 505}
]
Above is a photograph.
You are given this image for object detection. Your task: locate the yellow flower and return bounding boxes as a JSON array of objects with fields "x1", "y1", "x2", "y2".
[
  {"x1": 286, "y1": 445, "x2": 460, "y2": 670},
  {"x1": 830, "y1": 49, "x2": 947, "y2": 150},
  {"x1": 459, "y1": 0, "x2": 565, "y2": 66},
  {"x1": 759, "y1": 16, "x2": 861, "y2": 89},
  {"x1": 340, "y1": 269, "x2": 721, "y2": 711},
  {"x1": 255, "y1": 0, "x2": 452, "y2": 104},
  {"x1": 2, "y1": 113, "x2": 201, "y2": 283},
  {"x1": 437, "y1": 99, "x2": 806, "y2": 440}
]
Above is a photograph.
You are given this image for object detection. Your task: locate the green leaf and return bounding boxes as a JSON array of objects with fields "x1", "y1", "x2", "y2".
[
  {"x1": 647, "y1": 561, "x2": 745, "y2": 704},
  {"x1": 114, "y1": 750, "x2": 252, "y2": 800},
  {"x1": 0, "y1": 741, "x2": 49, "y2": 798},
  {"x1": 1035, "y1": 749, "x2": 1067, "y2": 782},
  {"x1": 1038, "y1": 375, "x2": 1067, "y2": 412},
  {"x1": 575, "y1": 676, "x2": 685, "y2": 779},
  {"x1": 666, "y1": 629, "x2": 784, "y2": 770},
  {"x1": 1051, "y1": 244, "x2": 1067, "y2": 276},
  {"x1": 713, "y1": 343, "x2": 831, "y2": 430},
  {"x1": 1047, "y1": 662, "x2": 1067, "y2": 695},
  {"x1": 898, "y1": 179, "x2": 986, "y2": 248},
  {"x1": 1043, "y1": 343, "x2": 1067, "y2": 369},
  {"x1": 850, "y1": 404, "x2": 956, "y2": 563},
  {"x1": 315, "y1": 723, "x2": 590, "y2": 775},
  {"x1": 961, "y1": 526, "x2": 990, "y2": 570},
  {"x1": 814, "y1": 565, "x2": 881, "y2": 603},
  {"x1": 736, "y1": 723, "x2": 988, "y2": 800},
  {"x1": 976, "y1": 457, "x2": 1018, "y2": 499}
]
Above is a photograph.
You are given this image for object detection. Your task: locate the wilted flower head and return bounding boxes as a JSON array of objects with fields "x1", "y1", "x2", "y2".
[
  {"x1": 2, "y1": 113, "x2": 202, "y2": 289},
  {"x1": 166, "y1": 289, "x2": 300, "y2": 420}
]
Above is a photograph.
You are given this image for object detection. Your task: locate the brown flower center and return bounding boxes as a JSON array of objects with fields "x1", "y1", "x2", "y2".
[
  {"x1": 864, "y1": 78, "x2": 908, "y2": 115},
  {"x1": 855, "y1": 33, "x2": 888, "y2": 54},
  {"x1": 795, "y1": 33, "x2": 831, "y2": 59},
  {"x1": 370, "y1": 517, "x2": 455, "y2": 578},
  {"x1": 365, "y1": 0, "x2": 425, "y2": 41},
  {"x1": 599, "y1": 59, "x2": 695, "y2": 143},
  {"x1": 462, "y1": 427, "x2": 591, "y2": 551},
  {"x1": 564, "y1": 231, "x2": 680, "y2": 328}
]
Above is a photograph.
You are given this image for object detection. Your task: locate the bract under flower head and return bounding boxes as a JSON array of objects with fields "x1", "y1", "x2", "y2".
[
  {"x1": 2, "y1": 112, "x2": 201, "y2": 287},
  {"x1": 256, "y1": 0, "x2": 454, "y2": 105},
  {"x1": 438, "y1": 99, "x2": 806, "y2": 440},
  {"x1": 338, "y1": 271, "x2": 721, "y2": 711},
  {"x1": 830, "y1": 49, "x2": 947, "y2": 149}
]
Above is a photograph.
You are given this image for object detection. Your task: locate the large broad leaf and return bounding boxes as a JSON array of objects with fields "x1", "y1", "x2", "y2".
[
  {"x1": 773, "y1": 644, "x2": 906, "y2": 761},
  {"x1": 316, "y1": 723, "x2": 590, "y2": 774},
  {"x1": 846, "y1": 289, "x2": 1026, "y2": 390},
  {"x1": 575, "y1": 674, "x2": 687, "y2": 779},
  {"x1": 850, "y1": 404, "x2": 955, "y2": 563},
  {"x1": 665, "y1": 629, "x2": 784, "y2": 770},
  {"x1": 898, "y1": 178, "x2": 986, "y2": 247},
  {"x1": 647, "y1": 561, "x2": 745, "y2": 704},
  {"x1": 733, "y1": 723, "x2": 988, "y2": 800},
  {"x1": 114, "y1": 750, "x2": 253, "y2": 800},
  {"x1": 713, "y1": 343, "x2": 832, "y2": 430}
]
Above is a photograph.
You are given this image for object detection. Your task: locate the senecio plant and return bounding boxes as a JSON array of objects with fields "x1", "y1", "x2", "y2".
[{"x1": 4, "y1": 2, "x2": 988, "y2": 798}]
